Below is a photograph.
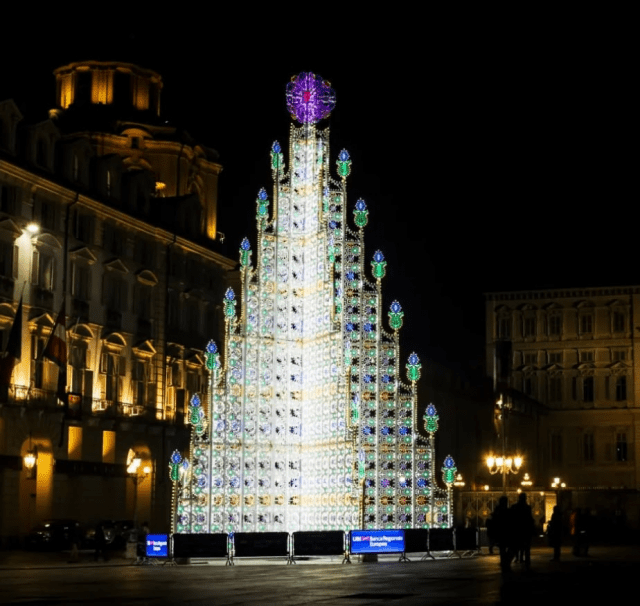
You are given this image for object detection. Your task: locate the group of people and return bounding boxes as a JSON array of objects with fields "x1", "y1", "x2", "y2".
[{"x1": 487, "y1": 493, "x2": 536, "y2": 573}]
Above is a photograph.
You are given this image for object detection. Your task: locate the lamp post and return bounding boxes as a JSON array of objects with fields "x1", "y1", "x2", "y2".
[
  {"x1": 23, "y1": 439, "x2": 38, "y2": 480},
  {"x1": 127, "y1": 451, "x2": 150, "y2": 531},
  {"x1": 486, "y1": 454, "x2": 523, "y2": 494}
]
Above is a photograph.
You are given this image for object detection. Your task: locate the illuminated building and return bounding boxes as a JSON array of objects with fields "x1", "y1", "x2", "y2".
[
  {"x1": 486, "y1": 286, "x2": 640, "y2": 493},
  {"x1": 0, "y1": 61, "x2": 235, "y2": 541},
  {"x1": 172, "y1": 73, "x2": 455, "y2": 534}
]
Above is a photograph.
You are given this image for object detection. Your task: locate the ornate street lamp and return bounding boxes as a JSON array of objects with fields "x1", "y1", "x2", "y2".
[
  {"x1": 486, "y1": 454, "x2": 523, "y2": 494},
  {"x1": 23, "y1": 434, "x2": 37, "y2": 478}
]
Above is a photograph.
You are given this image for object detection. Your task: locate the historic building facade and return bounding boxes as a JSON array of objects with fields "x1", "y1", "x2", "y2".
[
  {"x1": 486, "y1": 286, "x2": 640, "y2": 495},
  {"x1": 0, "y1": 61, "x2": 236, "y2": 543}
]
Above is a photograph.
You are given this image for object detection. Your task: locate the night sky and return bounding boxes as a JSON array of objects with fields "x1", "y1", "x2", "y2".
[{"x1": 1, "y1": 18, "x2": 630, "y2": 375}]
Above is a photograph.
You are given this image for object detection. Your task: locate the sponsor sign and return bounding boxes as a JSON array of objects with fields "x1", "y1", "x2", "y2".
[
  {"x1": 146, "y1": 534, "x2": 169, "y2": 557},
  {"x1": 350, "y1": 529, "x2": 405, "y2": 554}
]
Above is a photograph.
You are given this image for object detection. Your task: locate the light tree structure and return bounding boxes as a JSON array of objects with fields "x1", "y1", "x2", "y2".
[{"x1": 172, "y1": 73, "x2": 455, "y2": 534}]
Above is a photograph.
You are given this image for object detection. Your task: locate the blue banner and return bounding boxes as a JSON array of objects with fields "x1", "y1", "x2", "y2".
[
  {"x1": 350, "y1": 530, "x2": 405, "y2": 554},
  {"x1": 146, "y1": 534, "x2": 169, "y2": 557}
]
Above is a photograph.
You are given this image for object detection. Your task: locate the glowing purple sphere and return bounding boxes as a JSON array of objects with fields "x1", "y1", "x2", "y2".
[{"x1": 286, "y1": 72, "x2": 336, "y2": 124}]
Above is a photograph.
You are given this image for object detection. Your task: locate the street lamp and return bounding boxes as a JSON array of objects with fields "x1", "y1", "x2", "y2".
[
  {"x1": 23, "y1": 434, "x2": 38, "y2": 479},
  {"x1": 521, "y1": 473, "x2": 533, "y2": 487},
  {"x1": 486, "y1": 454, "x2": 523, "y2": 493},
  {"x1": 453, "y1": 473, "x2": 465, "y2": 488},
  {"x1": 551, "y1": 477, "x2": 566, "y2": 490},
  {"x1": 127, "y1": 450, "x2": 150, "y2": 530}
]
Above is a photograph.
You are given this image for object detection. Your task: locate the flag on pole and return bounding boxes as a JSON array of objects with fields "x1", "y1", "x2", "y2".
[
  {"x1": 43, "y1": 300, "x2": 68, "y2": 405},
  {"x1": 43, "y1": 301, "x2": 67, "y2": 368},
  {"x1": 0, "y1": 296, "x2": 23, "y2": 386}
]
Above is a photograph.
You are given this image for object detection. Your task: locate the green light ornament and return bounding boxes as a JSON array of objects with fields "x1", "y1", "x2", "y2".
[
  {"x1": 239, "y1": 237, "x2": 252, "y2": 268},
  {"x1": 270, "y1": 141, "x2": 284, "y2": 172},
  {"x1": 256, "y1": 188, "x2": 269, "y2": 224},
  {"x1": 442, "y1": 455, "x2": 457, "y2": 487},
  {"x1": 205, "y1": 340, "x2": 220, "y2": 372},
  {"x1": 424, "y1": 403, "x2": 439, "y2": 435},
  {"x1": 353, "y1": 198, "x2": 368, "y2": 228},
  {"x1": 337, "y1": 149, "x2": 352, "y2": 179},
  {"x1": 224, "y1": 288, "x2": 236, "y2": 319},
  {"x1": 189, "y1": 393, "x2": 206, "y2": 436},
  {"x1": 169, "y1": 450, "x2": 182, "y2": 483},
  {"x1": 388, "y1": 300, "x2": 404, "y2": 331},
  {"x1": 406, "y1": 352, "x2": 422, "y2": 383},
  {"x1": 371, "y1": 250, "x2": 386, "y2": 281},
  {"x1": 358, "y1": 449, "x2": 365, "y2": 481}
]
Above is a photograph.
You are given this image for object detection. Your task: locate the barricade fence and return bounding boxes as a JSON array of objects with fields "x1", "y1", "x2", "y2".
[{"x1": 164, "y1": 528, "x2": 478, "y2": 564}]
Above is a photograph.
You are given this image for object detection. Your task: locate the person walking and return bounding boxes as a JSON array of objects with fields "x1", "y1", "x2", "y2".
[
  {"x1": 547, "y1": 505, "x2": 563, "y2": 561},
  {"x1": 491, "y1": 496, "x2": 511, "y2": 574},
  {"x1": 510, "y1": 492, "x2": 534, "y2": 569}
]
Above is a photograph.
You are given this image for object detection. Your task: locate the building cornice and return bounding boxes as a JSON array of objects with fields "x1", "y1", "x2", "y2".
[
  {"x1": 485, "y1": 286, "x2": 640, "y2": 302},
  {"x1": 0, "y1": 158, "x2": 236, "y2": 270}
]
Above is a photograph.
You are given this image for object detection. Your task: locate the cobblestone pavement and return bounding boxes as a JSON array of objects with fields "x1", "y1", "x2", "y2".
[{"x1": 0, "y1": 546, "x2": 638, "y2": 605}]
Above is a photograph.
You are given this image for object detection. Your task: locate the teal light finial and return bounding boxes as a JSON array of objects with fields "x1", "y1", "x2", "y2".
[
  {"x1": 224, "y1": 288, "x2": 237, "y2": 319},
  {"x1": 337, "y1": 149, "x2": 351, "y2": 179},
  {"x1": 442, "y1": 455, "x2": 457, "y2": 487},
  {"x1": 353, "y1": 198, "x2": 368, "y2": 228},
  {"x1": 406, "y1": 352, "x2": 421, "y2": 383},
  {"x1": 388, "y1": 301, "x2": 404, "y2": 331},
  {"x1": 256, "y1": 188, "x2": 269, "y2": 225},
  {"x1": 423, "y1": 403, "x2": 439, "y2": 435},
  {"x1": 371, "y1": 250, "x2": 386, "y2": 281},
  {"x1": 271, "y1": 141, "x2": 284, "y2": 172},
  {"x1": 239, "y1": 237, "x2": 252, "y2": 268}
]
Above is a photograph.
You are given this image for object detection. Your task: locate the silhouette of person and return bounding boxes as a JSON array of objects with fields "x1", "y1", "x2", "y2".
[
  {"x1": 510, "y1": 492, "x2": 534, "y2": 569},
  {"x1": 547, "y1": 505, "x2": 563, "y2": 561},
  {"x1": 491, "y1": 496, "x2": 511, "y2": 573},
  {"x1": 94, "y1": 523, "x2": 108, "y2": 562}
]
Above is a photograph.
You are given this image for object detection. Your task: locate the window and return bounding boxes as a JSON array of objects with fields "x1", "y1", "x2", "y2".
[
  {"x1": 548, "y1": 314, "x2": 562, "y2": 336},
  {"x1": 549, "y1": 377, "x2": 562, "y2": 402},
  {"x1": 524, "y1": 353, "x2": 537, "y2": 365},
  {"x1": 580, "y1": 314, "x2": 593, "y2": 335},
  {"x1": 134, "y1": 239, "x2": 155, "y2": 267},
  {"x1": 132, "y1": 358, "x2": 155, "y2": 409},
  {"x1": 104, "y1": 273, "x2": 128, "y2": 311},
  {"x1": 0, "y1": 184, "x2": 16, "y2": 214},
  {"x1": 613, "y1": 312, "x2": 625, "y2": 333},
  {"x1": 498, "y1": 317, "x2": 512, "y2": 339},
  {"x1": 71, "y1": 263, "x2": 91, "y2": 301},
  {"x1": 549, "y1": 352, "x2": 562, "y2": 364},
  {"x1": 580, "y1": 351, "x2": 594, "y2": 363},
  {"x1": 40, "y1": 199, "x2": 56, "y2": 230},
  {"x1": 72, "y1": 211, "x2": 94, "y2": 244},
  {"x1": 616, "y1": 432, "x2": 628, "y2": 462},
  {"x1": 523, "y1": 317, "x2": 536, "y2": 338},
  {"x1": 102, "y1": 223, "x2": 124, "y2": 256},
  {"x1": 551, "y1": 433, "x2": 563, "y2": 464},
  {"x1": 100, "y1": 351, "x2": 123, "y2": 402},
  {"x1": 583, "y1": 433, "x2": 595, "y2": 462},
  {"x1": 616, "y1": 376, "x2": 627, "y2": 401},
  {"x1": 0, "y1": 241, "x2": 17, "y2": 279},
  {"x1": 102, "y1": 430, "x2": 116, "y2": 464},
  {"x1": 583, "y1": 376, "x2": 594, "y2": 402},
  {"x1": 613, "y1": 350, "x2": 626, "y2": 362},
  {"x1": 70, "y1": 341, "x2": 88, "y2": 395},
  {"x1": 32, "y1": 250, "x2": 56, "y2": 291}
]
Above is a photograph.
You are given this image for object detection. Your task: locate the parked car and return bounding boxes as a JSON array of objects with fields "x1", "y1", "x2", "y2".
[
  {"x1": 84, "y1": 519, "x2": 135, "y2": 550},
  {"x1": 25, "y1": 519, "x2": 81, "y2": 551}
]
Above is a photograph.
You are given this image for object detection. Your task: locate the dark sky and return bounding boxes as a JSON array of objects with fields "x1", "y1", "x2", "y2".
[{"x1": 1, "y1": 18, "x2": 631, "y2": 374}]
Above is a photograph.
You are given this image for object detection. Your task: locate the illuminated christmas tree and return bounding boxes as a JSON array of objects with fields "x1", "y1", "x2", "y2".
[{"x1": 172, "y1": 73, "x2": 455, "y2": 534}]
